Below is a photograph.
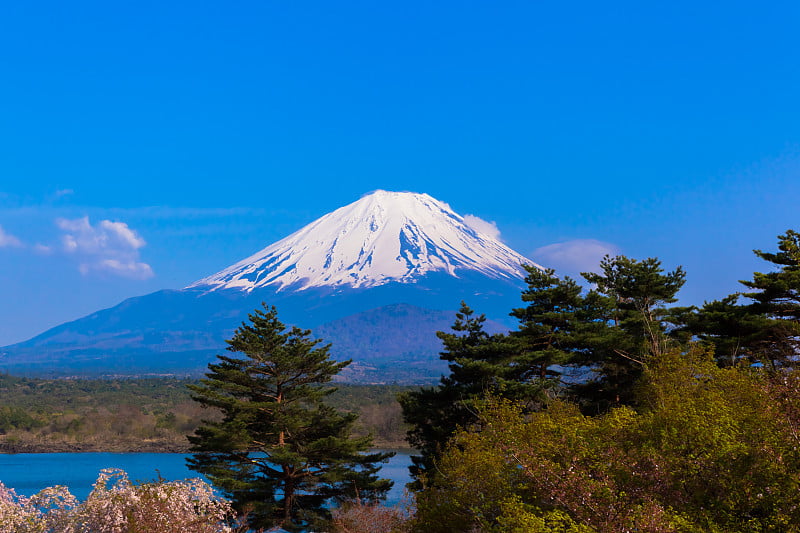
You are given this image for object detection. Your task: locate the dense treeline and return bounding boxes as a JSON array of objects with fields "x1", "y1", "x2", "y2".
[
  {"x1": 0, "y1": 376, "x2": 412, "y2": 451},
  {"x1": 393, "y1": 229, "x2": 800, "y2": 532},
  {"x1": 411, "y1": 349, "x2": 800, "y2": 531},
  {"x1": 0, "y1": 376, "x2": 200, "y2": 451}
]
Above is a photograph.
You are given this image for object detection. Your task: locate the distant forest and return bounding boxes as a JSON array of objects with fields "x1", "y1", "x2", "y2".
[{"x1": 0, "y1": 375, "x2": 412, "y2": 452}]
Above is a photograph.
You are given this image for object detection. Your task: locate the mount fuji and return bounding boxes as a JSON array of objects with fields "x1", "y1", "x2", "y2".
[{"x1": 0, "y1": 191, "x2": 541, "y2": 382}]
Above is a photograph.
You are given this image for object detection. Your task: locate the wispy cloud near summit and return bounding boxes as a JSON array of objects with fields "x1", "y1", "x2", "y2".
[
  {"x1": 532, "y1": 239, "x2": 619, "y2": 275},
  {"x1": 463, "y1": 214, "x2": 502, "y2": 241}
]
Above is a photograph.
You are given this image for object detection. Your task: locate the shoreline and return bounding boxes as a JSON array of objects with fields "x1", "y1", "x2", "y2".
[
  {"x1": 0, "y1": 440, "x2": 413, "y2": 454},
  {"x1": 0, "y1": 441, "x2": 191, "y2": 454}
]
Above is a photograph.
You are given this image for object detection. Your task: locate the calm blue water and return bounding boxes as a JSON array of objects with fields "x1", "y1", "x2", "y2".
[{"x1": 0, "y1": 450, "x2": 412, "y2": 505}]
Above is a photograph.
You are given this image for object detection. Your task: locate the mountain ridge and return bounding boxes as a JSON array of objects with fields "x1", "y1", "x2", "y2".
[
  {"x1": 189, "y1": 190, "x2": 537, "y2": 293},
  {"x1": 1, "y1": 190, "x2": 538, "y2": 382}
]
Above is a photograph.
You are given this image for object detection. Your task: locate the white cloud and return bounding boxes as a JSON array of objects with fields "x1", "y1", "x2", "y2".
[
  {"x1": 33, "y1": 243, "x2": 53, "y2": 255},
  {"x1": 55, "y1": 216, "x2": 154, "y2": 279},
  {"x1": 532, "y1": 239, "x2": 620, "y2": 274},
  {"x1": 463, "y1": 214, "x2": 502, "y2": 240},
  {"x1": 54, "y1": 189, "x2": 74, "y2": 198},
  {"x1": 0, "y1": 225, "x2": 22, "y2": 248},
  {"x1": 99, "y1": 220, "x2": 146, "y2": 249},
  {"x1": 97, "y1": 258, "x2": 154, "y2": 279}
]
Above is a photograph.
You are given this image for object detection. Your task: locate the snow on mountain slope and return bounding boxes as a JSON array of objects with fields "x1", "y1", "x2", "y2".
[{"x1": 189, "y1": 190, "x2": 540, "y2": 293}]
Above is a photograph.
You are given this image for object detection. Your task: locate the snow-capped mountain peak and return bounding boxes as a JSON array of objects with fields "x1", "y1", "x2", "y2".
[{"x1": 188, "y1": 190, "x2": 540, "y2": 293}]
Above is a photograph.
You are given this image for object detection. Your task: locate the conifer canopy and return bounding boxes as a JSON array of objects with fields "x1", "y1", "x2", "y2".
[{"x1": 187, "y1": 303, "x2": 392, "y2": 532}]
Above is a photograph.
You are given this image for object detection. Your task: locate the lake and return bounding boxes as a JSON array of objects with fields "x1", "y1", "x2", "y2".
[{"x1": 0, "y1": 450, "x2": 412, "y2": 505}]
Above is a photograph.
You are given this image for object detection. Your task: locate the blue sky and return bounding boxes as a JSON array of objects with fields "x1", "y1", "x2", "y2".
[{"x1": 1, "y1": 1, "x2": 798, "y2": 345}]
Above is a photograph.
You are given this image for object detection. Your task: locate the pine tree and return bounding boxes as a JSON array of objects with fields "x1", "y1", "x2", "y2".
[
  {"x1": 583, "y1": 255, "x2": 686, "y2": 358},
  {"x1": 509, "y1": 265, "x2": 588, "y2": 386},
  {"x1": 743, "y1": 230, "x2": 800, "y2": 320},
  {"x1": 685, "y1": 230, "x2": 800, "y2": 369},
  {"x1": 398, "y1": 302, "x2": 530, "y2": 486},
  {"x1": 187, "y1": 304, "x2": 392, "y2": 532},
  {"x1": 400, "y1": 269, "x2": 588, "y2": 486},
  {"x1": 673, "y1": 295, "x2": 771, "y2": 367},
  {"x1": 739, "y1": 229, "x2": 800, "y2": 367},
  {"x1": 576, "y1": 255, "x2": 686, "y2": 411}
]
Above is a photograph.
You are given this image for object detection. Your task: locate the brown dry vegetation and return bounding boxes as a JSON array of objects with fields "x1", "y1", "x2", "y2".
[{"x1": 0, "y1": 375, "x2": 412, "y2": 452}]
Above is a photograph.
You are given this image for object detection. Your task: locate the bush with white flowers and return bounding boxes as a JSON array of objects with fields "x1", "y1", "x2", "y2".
[{"x1": 0, "y1": 468, "x2": 234, "y2": 533}]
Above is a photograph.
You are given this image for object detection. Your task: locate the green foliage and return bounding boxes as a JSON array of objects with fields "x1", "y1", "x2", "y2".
[
  {"x1": 0, "y1": 405, "x2": 41, "y2": 431},
  {"x1": 738, "y1": 229, "x2": 800, "y2": 367},
  {"x1": 0, "y1": 374, "x2": 194, "y2": 412},
  {"x1": 0, "y1": 375, "x2": 206, "y2": 450},
  {"x1": 493, "y1": 500, "x2": 593, "y2": 533},
  {"x1": 400, "y1": 258, "x2": 689, "y2": 487},
  {"x1": 413, "y1": 346, "x2": 800, "y2": 532},
  {"x1": 328, "y1": 384, "x2": 412, "y2": 446},
  {"x1": 0, "y1": 372, "x2": 413, "y2": 451},
  {"x1": 744, "y1": 229, "x2": 800, "y2": 319},
  {"x1": 576, "y1": 255, "x2": 686, "y2": 411},
  {"x1": 188, "y1": 303, "x2": 393, "y2": 532},
  {"x1": 680, "y1": 230, "x2": 800, "y2": 369},
  {"x1": 584, "y1": 255, "x2": 686, "y2": 357},
  {"x1": 399, "y1": 301, "x2": 538, "y2": 486},
  {"x1": 509, "y1": 266, "x2": 587, "y2": 385},
  {"x1": 672, "y1": 294, "x2": 769, "y2": 366}
]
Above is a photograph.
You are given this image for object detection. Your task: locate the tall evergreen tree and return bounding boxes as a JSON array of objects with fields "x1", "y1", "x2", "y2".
[
  {"x1": 583, "y1": 255, "x2": 686, "y2": 359},
  {"x1": 187, "y1": 304, "x2": 392, "y2": 532},
  {"x1": 673, "y1": 295, "x2": 770, "y2": 367},
  {"x1": 509, "y1": 265, "x2": 592, "y2": 386},
  {"x1": 684, "y1": 230, "x2": 800, "y2": 369},
  {"x1": 576, "y1": 255, "x2": 686, "y2": 411},
  {"x1": 740, "y1": 229, "x2": 800, "y2": 367},
  {"x1": 743, "y1": 229, "x2": 800, "y2": 320},
  {"x1": 398, "y1": 302, "x2": 518, "y2": 487},
  {"x1": 400, "y1": 268, "x2": 588, "y2": 486}
]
